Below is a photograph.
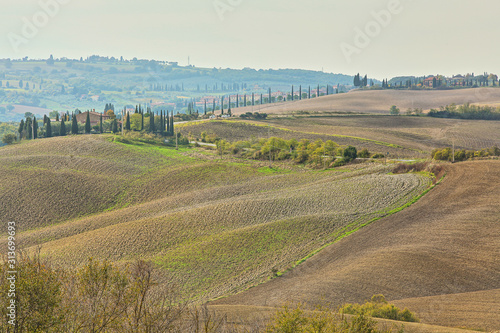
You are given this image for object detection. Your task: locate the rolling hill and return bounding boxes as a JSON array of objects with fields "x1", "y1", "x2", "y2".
[
  {"x1": 211, "y1": 160, "x2": 500, "y2": 331},
  {"x1": 0, "y1": 134, "x2": 431, "y2": 302},
  {"x1": 233, "y1": 87, "x2": 500, "y2": 115}
]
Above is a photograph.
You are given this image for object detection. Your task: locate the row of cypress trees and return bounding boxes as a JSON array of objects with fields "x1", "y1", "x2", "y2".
[
  {"x1": 124, "y1": 105, "x2": 175, "y2": 136},
  {"x1": 17, "y1": 111, "x2": 120, "y2": 140}
]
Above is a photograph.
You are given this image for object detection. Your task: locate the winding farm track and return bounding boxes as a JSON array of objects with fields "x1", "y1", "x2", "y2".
[{"x1": 211, "y1": 160, "x2": 500, "y2": 331}]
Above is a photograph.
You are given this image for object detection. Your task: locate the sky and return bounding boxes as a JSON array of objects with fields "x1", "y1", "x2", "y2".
[{"x1": 1, "y1": 0, "x2": 499, "y2": 79}]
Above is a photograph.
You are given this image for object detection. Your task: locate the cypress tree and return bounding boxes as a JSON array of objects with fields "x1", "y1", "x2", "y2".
[
  {"x1": 317, "y1": 85, "x2": 320, "y2": 98},
  {"x1": 252, "y1": 93, "x2": 255, "y2": 106},
  {"x1": 85, "y1": 111, "x2": 91, "y2": 133},
  {"x1": 72, "y1": 114, "x2": 78, "y2": 134},
  {"x1": 260, "y1": 94, "x2": 263, "y2": 105},
  {"x1": 236, "y1": 94, "x2": 239, "y2": 108},
  {"x1": 221, "y1": 96, "x2": 224, "y2": 115},
  {"x1": 25, "y1": 117, "x2": 32, "y2": 139},
  {"x1": 308, "y1": 86, "x2": 311, "y2": 99},
  {"x1": 112, "y1": 119, "x2": 118, "y2": 133},
  {"x1": 99, "y1": 113, "x2": 103, "y2": 134},
  {"x1": 33, "y1": 116, "x2": 38, "y2": 139},
  {"x1": 46, "y1": 118, "x2": 52, "y2": 137},
  {"x1": 204, "y1": 100, "x2": 207, "y2": 115},
  {"x1": 291, "y1": 85, "x2": 294, "y2": 101},
  {"x1": 141, "y1": 110, "x2": 144, "y2": 131},
  {"x1": 244, "y1": 95, "x2": 247, "y2": 107},
  {"x1": 212, "y1": 100, "x2": 216, "y2": 113},
  {"x1": 149, "y1": 111, "x2": 154, "y2": 132},
  {"x1": 125, "y1": 112, "x2": 131, "y2": 131},
  {"x1": 299, "y1": 85, "x2": 302, "y2": 100},
  {"x1": 166, "y1": 110, "x2": 170, "y2": 134},
  {"x1": 60, "y1": 119, "x2": 66, "y2": 136},
  {"x1": 170, "y1": 115, "x2": 174, "y2": 136},
  {"x1": 161, "y1": 110, "x2": 165, "y2": 135},
  {"x1": 18, "y1": 119, "x2": 24, "y2": 139},
  {"x1": 228, "y1": 96, "x2": 231, "y2": 115},
  {"x1": 55, "y1": 113, "x2": 59, "y2": 122},
  {"x1": 268, "y1": 88, "x2": 271, "y2": 104}
]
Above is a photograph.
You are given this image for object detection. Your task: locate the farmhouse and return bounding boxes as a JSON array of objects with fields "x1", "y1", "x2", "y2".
[{"x1": 75, "y1": 111, "x2": 111, "y2": 126}]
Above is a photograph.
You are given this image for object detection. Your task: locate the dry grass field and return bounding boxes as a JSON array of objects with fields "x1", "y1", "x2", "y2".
[
  {"x1": 1, "y1": 104, "x2": 499, "y2": 332},
  {"x1": 211, "y1": 160, "x2": 500, "y2": 331},
  {"x1": 0, "y1": 135, "x2": 431, "y2": 303},
  {"x1": 233, "y1": 87, "x2": 500, "y2": 115}
]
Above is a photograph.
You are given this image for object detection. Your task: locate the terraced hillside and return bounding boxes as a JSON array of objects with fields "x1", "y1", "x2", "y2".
[
  {"x1": 211, "y1": 161, "x2": 500, "y2": 331},
  {"x1": 0, "y1": 135, "x2": 431, "y2": 302}
]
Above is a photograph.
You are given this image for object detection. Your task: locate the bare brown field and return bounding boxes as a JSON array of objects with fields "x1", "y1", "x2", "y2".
[
  {"x1": 392, "y1": 289, "x2": 500, "y2": 332},
  {"x1": 211, "y1": 160, "x2": 500, "y2": 331},
  {"x1": 233, "y1": 87, "x2": 500, "y2": 115},
  {"x1": 208, "y1": 305, "x2": 480, "y2": 333}
]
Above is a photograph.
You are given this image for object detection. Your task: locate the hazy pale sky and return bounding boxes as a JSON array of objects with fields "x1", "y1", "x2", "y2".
[{"x1": 1, "y1": 0, "x2": 499, "y2": 79}]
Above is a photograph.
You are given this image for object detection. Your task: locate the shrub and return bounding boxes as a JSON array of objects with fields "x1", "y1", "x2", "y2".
[
  {"x1": 358, "y1": 148, "x2": 370, "y2": 158},
  {"x1": 341, "y1": 295, "x2": 419, "y2": 323},
  {"x1": 343, "y1": 146, "x2": 358, "y2": 162},
  {"x1": 2, "y1": 133, "x2": 16, "y2": 144},
  {"x1": 371, "y1": 153, "x2": 384, "y2": 159}
]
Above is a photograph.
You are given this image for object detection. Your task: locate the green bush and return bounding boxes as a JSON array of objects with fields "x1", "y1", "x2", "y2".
[
  {"x1": 2, "y1": 133, "x2": 16, "y2": 144},
  {"x1": 358, "y1": 148, "x2": 370, "y2": 158},
  {"x1": 343, "y1": 146, "x2": 358, "y2": 162},
  {"x1": 341, "y1": 295, "x2": 419, "y2": 323}
]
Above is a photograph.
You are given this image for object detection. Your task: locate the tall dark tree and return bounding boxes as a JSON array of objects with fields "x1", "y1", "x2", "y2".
[
  {"x1": 363, "y1": 75, "x2": 368, "y2": 87},
  {"x1": 71, "y1": 115, "x2": 78, "y2": 134},
  {"x1": 308, "y1": 86, "x2": 311, "y2": 99},
  {"x1": 33, "y1": 116, "x2": 38, "y2": 139},
  {"x1": 291, "y1": 85, "x2": 294, "y2": 101},
  {"x1": 46, "y1": 118, "x2": 52, "y2": 137},
  {"x1": 55, "y1": 113, "x2": 59, "y2": 122},
  {"x1": 228, "y1": 96, "x2": 231, "y2": 115},
  {"x1": 299, "y1": 85, "x2": 302, "y2": 100},
  {"x1": 170, "y1": 115, "x2": 174, "y2": 136},
  {"x1": 112, "y1": 119, "x2": 118, "y2": 133},
  {"x1": 244, "y1": 95, "x2": 247, "y2": 107},
  {"x1": 60, "y1": 119, "x2": 66, "y2": 136},
  {"x1": 124, "y1": 112, "x2": 130, "y2": 131},
  {"x1": 252, "y1": 93, "x2": 255, "y2": 106},
  {"x1": 99, "y1": 113, "x2": 103, "y2": 134},
  {"x1": 221, "y1": 96, "x2": 224, "y2": 115},
  {"x1": 212, "y1": 100, "x2": 216, "y2": 113},
  {"x1": 25, "y1": 117, "x2": 32, "y2": 139},
  {"x1": 141, "y1": 110, "x2": 144, "y2": 131},
  {"x1": 149, "y1": 111, "x2": 154, "y2": 132},
  {"x1": 317, "y1": 85, "x2": 320, "y2": 98},
  {"x1": 166, "y1": 111, "x2": 170, "y2": 134},
  {"x1": 236, "y1": 94, "x2": 239, "y2": 108},
  {"x1": 85, "y1": 111, "x2": 91, "y2": 133},
  {"x1": 353, "y1": 73, "x2": 361, "y2": 87},
  {"x1": 204, "y1": 100, "x2": 207, "y2": 115},
  {"x1": 18, "y1": 119, "x2": 24, "y2": 139},
  {"x1": 268, "y1": 88, "x2": 271, "y2": 104}
]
